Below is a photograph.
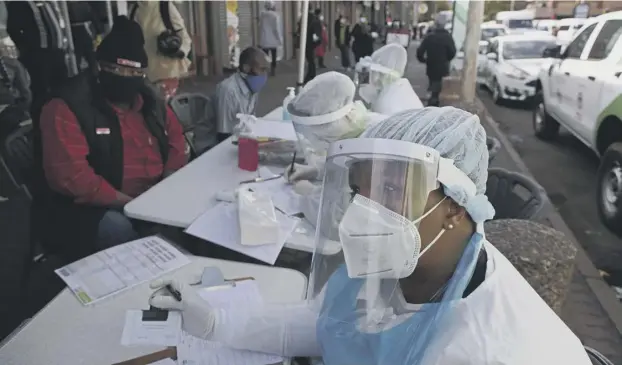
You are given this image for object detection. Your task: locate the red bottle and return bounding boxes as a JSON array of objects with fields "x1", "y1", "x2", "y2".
[{"x1": 238, "y1": 138, "x2": 259, "y2": 171}]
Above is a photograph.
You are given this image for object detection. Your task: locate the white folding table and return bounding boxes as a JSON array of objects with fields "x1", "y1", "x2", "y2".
[
  {"x1": 0, "y1": 256, "x2": 307, "y2": 365},
  {"x1": 124, "y1": 107, "x2": 340, "y2": 254}
]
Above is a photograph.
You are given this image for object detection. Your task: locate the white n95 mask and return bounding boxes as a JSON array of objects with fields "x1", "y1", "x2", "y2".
[{"x1": 339, "y1": 194, "x2": 447, "y2": 279}]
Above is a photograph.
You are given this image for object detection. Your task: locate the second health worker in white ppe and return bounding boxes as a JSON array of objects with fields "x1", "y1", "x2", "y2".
[
  {"x1": 149, "y1": 107, "x2": 591, "y2": 365},
  {"x1": 356, "y1": 43, "x2": 424, "y2": 115},
  {"x1": 284, "y1": 71, "x2": 387, "y2": 226}
]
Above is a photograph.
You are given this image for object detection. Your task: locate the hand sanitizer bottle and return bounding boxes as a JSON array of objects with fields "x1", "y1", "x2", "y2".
[{"x1": 282, "y1": 87, "x2": 296, "y2": 121}]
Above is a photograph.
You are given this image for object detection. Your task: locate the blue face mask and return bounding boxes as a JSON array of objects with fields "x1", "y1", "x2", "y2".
[{"x1": 244, "y1": 73, "x2": 268, "y2": 93}]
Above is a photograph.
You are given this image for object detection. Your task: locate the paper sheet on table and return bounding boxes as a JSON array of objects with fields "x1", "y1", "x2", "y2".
[
  {"x1": 121, "y1": 310, "x2": 182, "y2": 347},
  {"x1": 185, "y1": 202, "x2": 299, "y2": 264},
  {"x1": 249, "y1": 119, "x2": 297, "y2": 141},
  {"x1": 55, "y1": 236, "x2": 190, "y2": 305},
  {"x1": 177, "y1": 280, "x2": 283, "y2": 365}
]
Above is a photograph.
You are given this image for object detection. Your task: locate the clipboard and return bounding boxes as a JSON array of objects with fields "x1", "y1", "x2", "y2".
[
  {"x1": 114, "y1": 267, "x2": 255, "y2": 365},
  {"x1": 112, "y1": 347, "x2": 176, "y2": 365}
]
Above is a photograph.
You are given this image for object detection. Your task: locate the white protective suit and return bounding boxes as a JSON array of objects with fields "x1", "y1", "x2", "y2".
[
  {"x1": 356, "y1": 43, "x2": 424, "y2": 115},
  {"x1": 150, "y1": 108, "x2": 591, "y2": 364}
]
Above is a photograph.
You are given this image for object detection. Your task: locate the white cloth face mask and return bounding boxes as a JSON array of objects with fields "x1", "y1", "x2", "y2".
[{"x1": 339, "y1": 194, "x2": 447, "y2": 279}]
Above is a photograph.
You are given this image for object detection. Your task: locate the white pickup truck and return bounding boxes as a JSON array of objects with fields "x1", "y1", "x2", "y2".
[{"x1": 533, "y1": 11, "x2": 622, "y2": 235}]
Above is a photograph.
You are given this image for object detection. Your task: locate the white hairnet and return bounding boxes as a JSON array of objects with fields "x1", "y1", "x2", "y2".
[
  {"x1": 289, "y1": 72, "x2": 355, "y2": 117},
  {"x1": 288, "y1": 72, "x2": 369, "y2": 170},
  {"x1": 371, "y1": 44, "x2": 407, "y2": 78},
  {"x1": 360, "y1": 107, "x2": 494, "y2": 222}
]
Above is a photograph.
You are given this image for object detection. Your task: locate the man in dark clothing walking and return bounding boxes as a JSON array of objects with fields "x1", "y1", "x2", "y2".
[
  {"x1": 350, "y1": 17, "x2": 374, "y2": 63},
  {"x1": 302, "y1": 8, "x2": 322, "y2": 84},
  {"x1": 335, "y1": 15, "x2": 351, "y2": 70},
  {"x1": 416, "y1": 15, "x2": 456, "y2": 107}
]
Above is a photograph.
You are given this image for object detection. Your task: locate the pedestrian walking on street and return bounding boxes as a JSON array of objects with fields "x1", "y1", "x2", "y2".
[
  {"x1": 416, "y1": 14, "x2": 456, "y2": 107},
  {"x1": 335, "y1": 16, "x2": 352, "y2": 70},
  {"x1": 301, "y1": 8, "x2": 322, "y2": 84},
  {"x1": 259, "y1": 1, "x2": 283, "y2": 77},
  {"x1": 351, "y1": 17, "x2": 374, "y2": 63},
  {"x1": 316, "y1": 15, "x2": 328, "y2": 69},
  {"x1": 131, "y1": 1, "x2": 192, "y2": 101}
]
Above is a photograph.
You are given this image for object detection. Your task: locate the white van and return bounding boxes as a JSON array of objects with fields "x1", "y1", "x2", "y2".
[
  {"x1": 496, "y1": 10, "x2": 535, "y2": 34},
  {"x1": 556, "y1": 18, "x2": 587, "y2": 47},
  {"x1": 533, "y1": 11, "x2": 622, "y2": 235}
]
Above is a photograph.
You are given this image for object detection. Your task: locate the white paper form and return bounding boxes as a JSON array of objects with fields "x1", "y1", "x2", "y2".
[
  {"x1": 121, "y1": 310, "x2": 182, "y2": 347},
  {"x1": 55, "y1": 236, "x2": 191, "y2": 305},
  {"x1": 177, "y1": 281, "x2": 283, "y2": 365},
  {"x1": 248, "y1": 119, "x2": 297, "y2": 141},
  {"x1": 185, "y1": 202, "x2": 299, "y2": 264}
]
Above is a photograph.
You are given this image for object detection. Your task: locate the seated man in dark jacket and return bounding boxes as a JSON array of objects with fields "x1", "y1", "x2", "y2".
[
  {"x1": 416, "y1": 15, "x2": 456, "y2": 107},
  {"x1": 37, "y1": 16, "x2": 187, "y2": 260}
]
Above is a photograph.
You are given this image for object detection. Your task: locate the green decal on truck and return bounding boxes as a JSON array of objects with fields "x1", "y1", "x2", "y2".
[{"x1": 597, "y1": 94, "x2": 622, "y2": 125}]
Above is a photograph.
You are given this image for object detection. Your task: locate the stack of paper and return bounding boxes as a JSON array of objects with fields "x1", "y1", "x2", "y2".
[
  {"x1": 248, "y1": 119, "x2": 297, "y2": 141},
  {"x1": 185, "y1": 202, "x2": 299, "y2": 264},
  {"x1": 55, "y1": 236, "x2": 190, "y2": 305}
]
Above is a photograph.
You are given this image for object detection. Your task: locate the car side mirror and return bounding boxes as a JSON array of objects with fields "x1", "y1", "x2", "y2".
[
  {"x1": 486, "y1": 52, "x2": 498, "y2": 61},
  {"x1": 542, "y1": 45, "x2": 562, "y2": 58}
]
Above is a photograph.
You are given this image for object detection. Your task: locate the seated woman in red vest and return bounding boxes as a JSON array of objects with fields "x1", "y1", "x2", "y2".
[{"x1": 38, "y1": 16, "x2": 187, "y2": 259}]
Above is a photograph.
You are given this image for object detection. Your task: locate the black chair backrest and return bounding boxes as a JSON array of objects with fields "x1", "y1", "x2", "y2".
[
  {"x1": 487, "y1": 136, "x2": 501, "y2": 163},
  {"x1": 485, "y1": 167, "x2": 548, "y2": 220},
  {"x1": 585, "y1": 346, "x2": 615, "y2": 365},
  {"x1": 1, "y1": 123, "x2": 34, "y2": 195},
  {"x1": 169, "y1": 93, "x2": 214, "y2": 133}
]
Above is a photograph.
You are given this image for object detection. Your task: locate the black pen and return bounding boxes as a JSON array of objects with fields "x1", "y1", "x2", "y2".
[
  {"x1": 166, "y1": 284, "x2": 182, "y2": 302},
  {"x1": 289, "y1": 152, "x2": 296, "y2": 176}
]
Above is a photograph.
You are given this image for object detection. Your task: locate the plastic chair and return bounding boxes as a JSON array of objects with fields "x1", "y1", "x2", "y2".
[
  {"x1": 169, "y1": 93, "x2": 215, "y2": 157},
  {"x1": 487, "y1": 136, "x2": 501, "y2": 163},
  {"x1": 485, "y1": 167, "x2": 548, "y2": 220},
  {"x1": 1, "y1": 123, "x2": 34, "y2": 199},
  {"x1": 585, "y1": 346, "x2": 615, "y2": 365}
]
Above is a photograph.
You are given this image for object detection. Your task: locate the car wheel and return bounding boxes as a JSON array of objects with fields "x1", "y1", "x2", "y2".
[
  {"x1": 491, "y1": 79, "x2": 504, "y2": 105},
  {"x1": 597, "y1": 142, "x2": 622, "y2": 236},
  {"x1": 532, "y1": 90, "x2": 559, "y2": 140}
]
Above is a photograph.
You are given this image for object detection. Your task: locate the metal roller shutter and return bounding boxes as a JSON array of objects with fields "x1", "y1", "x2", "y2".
[{"x1": 237, "y1": 1, "x2": 253, "y2": 51}]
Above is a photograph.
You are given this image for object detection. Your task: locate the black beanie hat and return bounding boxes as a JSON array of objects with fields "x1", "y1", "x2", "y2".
[{"x1": 96, "y1": 16, "x2": 148, "y2": 69}]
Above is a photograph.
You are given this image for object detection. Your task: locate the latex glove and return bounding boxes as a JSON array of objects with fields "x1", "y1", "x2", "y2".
[
  {"x1": 371, "y1": 32, "x2": 379, "y2": 39},
  {"x1": 284, "y1": 163, "x2": 319, "y2": 183},
  {"x1": 293, "y1": 180, "x2": 317, "y2": 196},
  {"x1": 149, "y1": 278, "x2": 215, "y2": 340}
]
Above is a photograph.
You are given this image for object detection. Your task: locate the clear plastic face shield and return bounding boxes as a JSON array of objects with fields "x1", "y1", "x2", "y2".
[
  {"x1": 355, "y1": 59, "x2": 401, "y2": 106},
  {"x1": 310, "y1": 139, "x2": 483, "y2": 365},
  {"x1": 308, "y1": 138, "x2": 442, "y2": 298},
  {"x1": 289, "y1": 102, "x2": 367, "y2": 170}
]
